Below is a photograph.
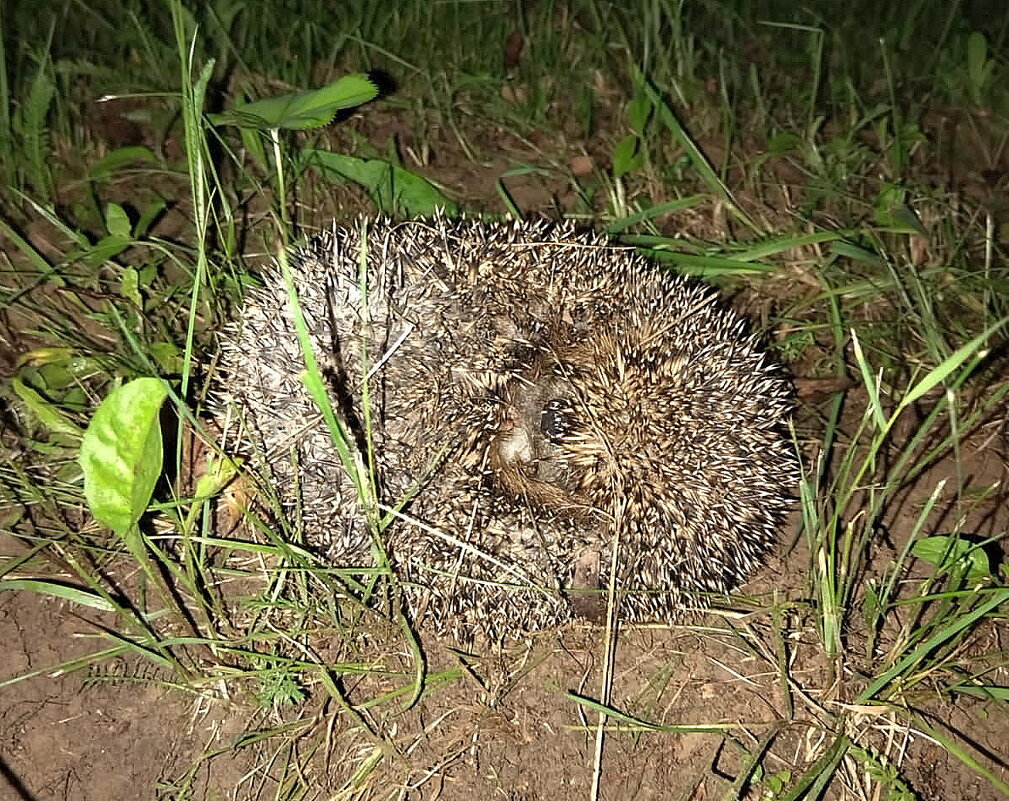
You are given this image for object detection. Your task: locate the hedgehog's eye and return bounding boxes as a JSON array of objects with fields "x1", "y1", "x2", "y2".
[{"x1": 540, "y1": 398, "x2": 576, "y2": 443}]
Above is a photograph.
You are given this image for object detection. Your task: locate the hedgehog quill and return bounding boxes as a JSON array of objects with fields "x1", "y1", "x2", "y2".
[{"x1": 216, "y1": 215, "x2": 797, "y2": 643}]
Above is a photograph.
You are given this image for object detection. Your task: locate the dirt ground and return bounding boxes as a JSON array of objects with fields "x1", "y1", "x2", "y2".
[
  {"x1": 3, "y1": 461, "x2": 1007, "y2": 801},
  {"x1": 0, "y1": 578, "x2": 249, "y2": 800}
]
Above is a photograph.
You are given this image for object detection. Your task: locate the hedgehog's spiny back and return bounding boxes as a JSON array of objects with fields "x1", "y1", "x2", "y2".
[{"x1": 216, "y1": 215, "x2": 796, "y2": 642}]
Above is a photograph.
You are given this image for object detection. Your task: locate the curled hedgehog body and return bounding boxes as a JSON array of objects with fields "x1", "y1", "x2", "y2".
[{"x1": 217, "y1": 216, "x2": 796, "y2": 642}]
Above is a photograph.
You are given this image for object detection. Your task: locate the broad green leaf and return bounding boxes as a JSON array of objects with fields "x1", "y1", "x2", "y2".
[
  {"x1": 121, "y1": 266, "x2": 142, "y2": 310},
  {"x1": 308, "y1": 150, "x2": 457, "y2": 216},
  {"x1": 626, "y1": 88, "x2": 652, "y2": 135},
  {"x1": 105, "y1": 203, "x2": 131, "y2": 238},
  {"x1": 16, "y1": 346, "x2": 74, "y2": 367},
  {"x1": 612, "y1": 134, "x2": 642, "y2": 178},
  {"x1": 134, "y1": 197, "x2": 167, "y2": 238},
  {"x1": 72, "y1": 234, "x2": 132, "y2": 268},
  {"x1": 11, "y1": 377, "x2": 84, "y2": 439},
  {"x1": 967, "y1": 32, "x2": 990, "y2": 88},
  {"x1": 873, "y1": 185, "x2": 924, "y2": 234},
  {"x1": 194, "y1": 455, "x2": 242, "y2": 499},
  {"x1": 880, "y1": 204, "x2": 926, "y2": 235},
  {"x1": 79, "y1": 377, "x2": 168, "y2": 536},
  {"x1": 208, "y1": 74, "x2": 378, "y2": 131},
  {"x1": 149, "y1": 341, "x2": 183, "y2": 374},
  {"x1": 912, "y1": 535, "x2": 992, "y2": 581},
  {"x1": 17, "y1": 349, "x2": 100, "y2": 387},
  {"x1": 239, "y1": 124, "x2": 268, "y2": 171}
]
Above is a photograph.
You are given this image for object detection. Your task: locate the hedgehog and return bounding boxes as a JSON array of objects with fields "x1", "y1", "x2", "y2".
[{"x1": 215, "y1": 215, "x2": 796, "y2": 643}]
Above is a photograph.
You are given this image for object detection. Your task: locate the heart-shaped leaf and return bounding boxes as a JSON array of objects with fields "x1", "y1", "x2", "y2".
[{"x1": 80, "y1": 377, "x2": 168, "y2": 536}]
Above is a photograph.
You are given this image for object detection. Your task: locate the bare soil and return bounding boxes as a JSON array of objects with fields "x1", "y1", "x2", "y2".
[
  {"x1": 3, "y1": 492, "x2": 1007, "y2": 800},
  {"x1": 0, "y1": 575, "x2": 253, "y2": 800}
]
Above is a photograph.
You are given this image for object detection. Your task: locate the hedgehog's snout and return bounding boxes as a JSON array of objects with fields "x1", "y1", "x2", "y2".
[
  {"x1": 484, "y1": 375, "x2": 587, "y2": 505},
  {"x1": 494, "y1": 398, "x2": 573, "y2": 471},
  {"x1": 539, "y1": 398, "x2": 576, "y2": 443}
]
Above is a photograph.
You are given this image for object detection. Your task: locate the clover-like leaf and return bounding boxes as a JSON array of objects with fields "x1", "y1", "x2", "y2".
[{"x1": 209, "y1": 74, "x2": 379, "y2": 131}]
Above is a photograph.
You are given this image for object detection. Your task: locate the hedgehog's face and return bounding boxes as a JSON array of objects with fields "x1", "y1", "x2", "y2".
[
  {"x1": 487, "y1": 321, "x2": 761, "y2": 536},
  {"x1": 486, "y1": 325, "x2": 689, "y2": 520}
]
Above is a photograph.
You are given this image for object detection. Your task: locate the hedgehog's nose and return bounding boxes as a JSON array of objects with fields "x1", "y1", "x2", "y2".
[{"x1": 540, "y1": 398, "x2": 576, "y2": 443}]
